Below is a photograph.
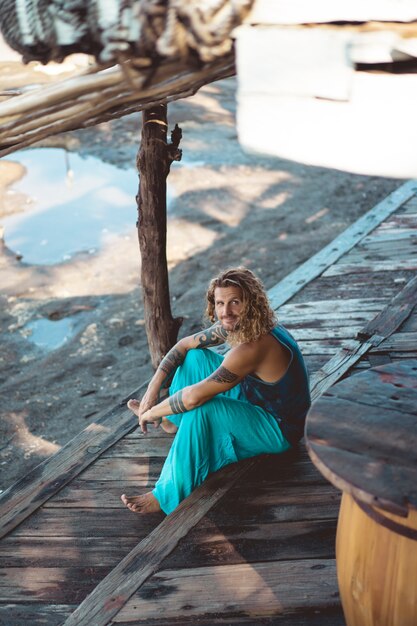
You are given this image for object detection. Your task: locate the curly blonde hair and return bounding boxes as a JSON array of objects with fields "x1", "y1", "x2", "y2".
[{"x1": 205, "y1": 267, "x2": 276, "y2": 345}]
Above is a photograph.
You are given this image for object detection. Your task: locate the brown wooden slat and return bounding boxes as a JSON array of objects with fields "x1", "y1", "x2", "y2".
[
  {"x1": 110, "y1": 609, "x2": 346, "y2": 626},
  {"x1": 0, "y1": 566, "x2": 113, "y2": 603},
  {"x1": 161, "y1": 518, "x2": 337, "y2": 568},
  {"x1": 111, "y1": 559, "x2": 340, "y2": 623},
  {"x1": 45, "y1": 482, "x2": 153, "y2": 509},
  {"x1": 11, "y1": 507, "x2": 163, "y2": 538},
  {"x1": 0, "y1": 383, "x2": 149, "y2": 539},
  {"x1": 62, "y1": 459, "x2": 257, "y2": 626},
  {"x1": 75, "y1": 456, "x2": 164, "y2": 483},
  {"x1": 0, "y1": 535, "x2": 140, "y2": 567}
]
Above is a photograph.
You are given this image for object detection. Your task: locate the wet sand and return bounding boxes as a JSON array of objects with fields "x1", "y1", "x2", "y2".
[{"x1": 0, "y1": 71, "x2": 401, "y2": 491}]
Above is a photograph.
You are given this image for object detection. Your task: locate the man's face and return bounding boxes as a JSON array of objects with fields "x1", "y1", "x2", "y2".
[{"x1": 214, "y1": 286, "x2": 244, "y2": 331}]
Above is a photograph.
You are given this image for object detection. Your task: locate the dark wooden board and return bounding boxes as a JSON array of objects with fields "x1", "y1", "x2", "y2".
[
  {"x1": 62, "y1": 459, "x2": 257, "y2": 626},
  {"x1": 112, "y1": 610, "x2": 345, "y2": 626},
  {"x1": 111, "y1": 607, "x2": 346, "y2": 626},
  {"x1": 0, "y1": 535, "x2": 140, "y2": 567},
  {"x1": 76, "y1": 456, "x2": 164, "y2": 483},
  {"x1": 11, "y1": 507, "x2": 163, "y2": 538},
  {"x1": 0, "y1": 603, "x2": 76, "y2": 626},
  {"x1": 0, "y1": 566, "x2": 112, "y2": 603},
  {"x1": 207, "y1": 483, "x2": 341, "y2": 525},
  {"x1": 160, "y1": 518, "x2": 337, "y2": 569},
  {"x1": 45, "y1": 482, "x2": 153, "y2": 509},
  {"x1": 113, "y1": 558, "x2": 340, "y2": 623},
  {"x1": 307, "y1": 360, "x2": 417, "y2": 514}
]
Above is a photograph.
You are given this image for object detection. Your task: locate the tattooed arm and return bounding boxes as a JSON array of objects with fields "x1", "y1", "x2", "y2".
[
  {"x1": 138, "y1": 342, "x2": 262, "y2": 432},
  {"x1": 132, "y1": 323, "x2": 229, "y2": 421}
]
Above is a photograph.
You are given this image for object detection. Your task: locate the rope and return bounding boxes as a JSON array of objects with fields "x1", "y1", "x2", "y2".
[{"x1": 0, "y1": 0, "x2": 254, "y2": 65}]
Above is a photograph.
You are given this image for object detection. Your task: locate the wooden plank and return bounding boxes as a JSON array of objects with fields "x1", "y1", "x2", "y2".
[
  {"x1": 369, "y1": 331, "x2": 417, "y2": 353},
  {"x1": 311, "y1": 275, "x2": 417, "y2": 398},
  {"x1": 112, "y1": 559, "x2": 340, "y2": 622},
  {"x1": 323, "y1": 259, "x2": 417, "y2": 277},
  {"x1": 0, "y1": 535, "x2": 140, "y2": 567},
  {"x1": 100, "y1": 438, "x2": 172, "y2": 458},
  {"x1": 0, "y1": 383, "x2": 148, "y2": 539},
  {"x1": 267, "y1": 179, "x2": 417, "y2": 310},
  {"x1": 111, "y1": 608, "x2": 346, "y2": 626},
  {"x1": 62, "y1": 459, "x2": 257, "y2": 626},
  {"x1": 210, "y1": 483, "x2": 341, "y2": 525},
  {"x1": 0, "y1": 604, "x2": 75, "y2": 626},
  {"x1": 45, "y1": 482, "x2": 155, "y2": 509},
  {"x1": 160, "y1": 518, "x2": 337, "y2": 568},
  {"x1": 0, "y1": 566, "x2": 111, "y2": 603},
  {"x1": 75, "y1": 457, "x2": 164, "y2": 483}
]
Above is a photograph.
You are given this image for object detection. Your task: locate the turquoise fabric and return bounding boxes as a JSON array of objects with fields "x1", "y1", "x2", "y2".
[{"x1": 152, "y1": 348, "x2": 291, "y2": 515}]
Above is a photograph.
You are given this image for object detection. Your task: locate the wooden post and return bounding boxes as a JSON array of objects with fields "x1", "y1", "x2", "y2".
[{"x1": 136, "y1": 104, "x2": 183, "y2": 369}]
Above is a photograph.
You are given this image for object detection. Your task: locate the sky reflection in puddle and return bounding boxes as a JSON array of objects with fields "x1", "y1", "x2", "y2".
[
  {"x1": 2, "y1": 147, "x2": 173, "y2": 265},
  {"x1": 24, "y1": 316, "x2": 82, "y2": 351}
]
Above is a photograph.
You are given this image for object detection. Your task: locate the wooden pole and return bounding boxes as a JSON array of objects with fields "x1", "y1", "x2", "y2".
[{"x1": 136, "y1": 104, "x2": 183, "y2": 369}]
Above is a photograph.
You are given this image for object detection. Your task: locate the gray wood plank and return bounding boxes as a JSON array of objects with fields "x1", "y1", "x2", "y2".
[
  {"x1": 112, "y1": 559, "x2": 340, "y2": 622},
  {"x1": 323, "y1": 259, "x2": 417, "y2": 277},
  {"x1": 0, "y1": 604, "x2": 75, "y2": 626},
  {"x1": 267, "y1": 180, "x2": 417, "y2": 310}
]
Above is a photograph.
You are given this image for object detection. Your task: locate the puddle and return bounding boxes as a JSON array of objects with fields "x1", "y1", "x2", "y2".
[
  {"x1": 23, "y1": 316, "x2": 83, "y2": 351},
  {"x1": 1, "y1": 147, "x2": 175, "y2": 265}
]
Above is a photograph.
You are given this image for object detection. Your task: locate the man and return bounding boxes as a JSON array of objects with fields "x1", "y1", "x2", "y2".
[{"x1": 122, "y1": 267, "x2": 311, "y2": 515}]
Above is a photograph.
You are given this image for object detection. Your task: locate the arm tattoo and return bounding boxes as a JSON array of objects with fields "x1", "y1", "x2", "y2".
[
  {"x1": 159, "y1": 347, "x2": 185, "y2": 376},
  {"x1": 194, "y1": 324, "x2": 228, "y2": 348},
  {"x1": 209, "y1": 366, "x2": 239, "y2": 384},
  {"x1": 169, "y1": 390, "x2": 187, "y2": 414}
]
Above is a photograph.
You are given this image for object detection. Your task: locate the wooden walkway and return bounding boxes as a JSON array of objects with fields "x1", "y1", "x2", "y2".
[{"x1": 1, "y1": 180, "x2": 417, "y2": 626}]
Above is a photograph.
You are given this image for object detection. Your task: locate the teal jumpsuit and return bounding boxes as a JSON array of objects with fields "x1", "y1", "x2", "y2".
[{"x1": 152, "y1": 325, "x2": 311, "y2": 515}]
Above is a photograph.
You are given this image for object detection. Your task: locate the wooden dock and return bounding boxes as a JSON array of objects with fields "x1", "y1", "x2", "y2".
[{"x1": 1, "y1": 180, "x2": 417, "y2": 626}]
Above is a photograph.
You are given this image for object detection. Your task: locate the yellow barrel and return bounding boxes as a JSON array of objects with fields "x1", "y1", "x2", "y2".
[{"x1": 336, "y1": 493, "x2": 417, "y2": 626}]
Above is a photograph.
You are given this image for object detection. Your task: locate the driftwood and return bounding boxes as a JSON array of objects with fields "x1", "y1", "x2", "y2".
[{"x1": 0, "y1": 54, "x2": 235, "y2": 156}]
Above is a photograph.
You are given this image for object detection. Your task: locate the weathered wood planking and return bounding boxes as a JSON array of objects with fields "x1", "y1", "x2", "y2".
[
  {"x1": 368, "y1": 331, "x2": 417, "y2": 353},
  {"x1": 323, "y1": 259, "x2": 417, "y2": 277},
  {"x1": 11, "y1": 507, "x2": 162, "y2": 538},
  {"x1": 0, "y1": 566, "x2": 112, "y2": 603},
  {"x1": 62, "y1": 459, "x2": 257, "y2": 626},
  {"x1": 160, "y1": 518, "x2": 337, "y2": 569},
  {"x1": 0, "y1": 603, "x2": 75, "y2": 626},
  {"x1": 0, "y1": 387, "x2": 148, "y2": 539},
  {"x1": 111, "y1": 559, "x2": 340, "y2": 623},
  {"x1": 111, "y1": 610, "x2": 345, "y2": 626},
  {"x1": 0, "y1": 535, "x2": 141, "y2": 567},
  {"x1": 310, "y1": 275, "x2": 417, "y2": 399},
  {"x1": 267, "y1": 179, "x2": 417, "y2": 310},
  {"x1": 44, "y1": 482, "x2": 156, "y2": 509}
]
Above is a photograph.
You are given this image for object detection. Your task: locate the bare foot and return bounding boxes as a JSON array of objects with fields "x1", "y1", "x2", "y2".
[
  {"x1": 127, "y1": 398, "x2": 140, "y2": 417},
  {"x1": 161, "y1": 417, "x2": 178, "y2": 434},
  {"x1": 121, "y1": 492, "x2": 162, "y2": 514}
]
